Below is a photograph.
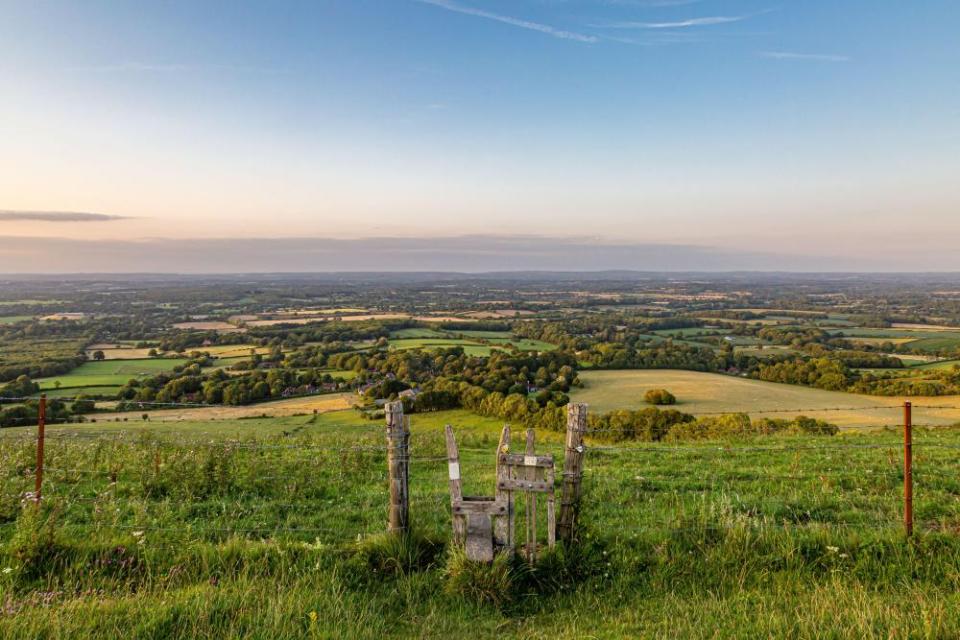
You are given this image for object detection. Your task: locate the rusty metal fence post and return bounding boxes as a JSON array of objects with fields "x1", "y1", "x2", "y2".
[
  {"x1": 558, "y1": 402, "x2": 587, "y2": 544},
  {"x1": 35, "y1": 394, "x2": 47, "y2": 506},
  {"x1": 385, "y1": 401, "x2": 409, "y2": 533},
  {"x1": 904, "y1": 401, "x2": 913, "y2": 538}
]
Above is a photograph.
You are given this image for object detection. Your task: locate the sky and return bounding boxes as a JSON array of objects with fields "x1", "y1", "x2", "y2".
[{"x1": 1, "y1": 0, "x2": 958, "y2": 273}]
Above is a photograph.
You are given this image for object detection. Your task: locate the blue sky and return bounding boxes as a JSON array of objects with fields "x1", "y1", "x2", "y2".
[{"x1": 1, "y1": 1, "x2": 958, "y2": 271}]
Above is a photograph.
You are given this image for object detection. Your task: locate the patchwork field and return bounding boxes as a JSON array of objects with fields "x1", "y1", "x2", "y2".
[
  {"x1": 570, "y1": 369, "x2": 960, "y2": 427},
  {"x1": 829, "y1": 327, "x2": 960, "y2": 353},
  {"x1": 387, "y1": 329, "x2": 555, "y2": 356},
  {"x1": 92, "y1": 391, "x2": 356, "y2": 421},
  {"x1": 35, "y1": 358, "x2": 189, "y2": 392},
  {"x1": 172, "y1": 321, "x2": 244, "y2": 332}
]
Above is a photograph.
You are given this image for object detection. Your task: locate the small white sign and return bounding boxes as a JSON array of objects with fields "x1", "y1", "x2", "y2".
[
  {"x1": 448, "y1": 462, "x2": 461, "y2": 480},
  {"x1": 524, "y1": 455, "x2": 537, "y2": 467}
]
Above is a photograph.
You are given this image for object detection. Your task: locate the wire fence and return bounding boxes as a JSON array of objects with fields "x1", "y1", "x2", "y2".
[{"x1": 1, "y1": 399, "x2": 957, "y2": 555}]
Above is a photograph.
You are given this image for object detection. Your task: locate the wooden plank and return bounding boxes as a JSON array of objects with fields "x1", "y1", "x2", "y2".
[
  {"x1": 453, "y1": 500, "x2": 508, "y2": 515},
  {"x1": 546, "y1": 465, "x2": 556, "y2": 548},
  {"x1": 498, "y1": 454, "x2": 554, "y2": 468},
  {"x1": 494, "y1": 425, "x2": 511, "y2": 549},
  {"x1": 465, "y1": 514, "x2": 494, "y2": 562},
  {"x1": 444, "y1": 424, "x2": 465, "y2": 543},
  {"x1": 497, "y1": 478, "x2": 552, "y2": 493}
]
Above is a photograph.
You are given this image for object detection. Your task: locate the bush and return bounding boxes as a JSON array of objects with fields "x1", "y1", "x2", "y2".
[{"x1": 644, "y1": 388, "x2": 676, "y2": 405}]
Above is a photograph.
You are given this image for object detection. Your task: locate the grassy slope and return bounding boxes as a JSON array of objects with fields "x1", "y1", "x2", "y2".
[
  {"x1": 570, "y1": 369, "x2": 960, "y2": 427},
  {"x1": 3, "y1": 409, "x2": 960, "y2": 637}
]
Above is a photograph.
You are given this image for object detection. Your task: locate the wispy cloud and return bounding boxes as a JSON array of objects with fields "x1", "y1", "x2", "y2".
[
  {"x1": 760, "y1": 51, "x2": 851, "y2": 62},
  {"x1": 416, "y1": 0, "x2": 598, "y2": 43},
  {"x1": 70, "y1": 62, "x2": 290, "y2": 75},
  {"x1": 0, "y1": 210, "x2": 131, "y2": 222},
  {"x1": 596, "y1": 15, "x2": 749, "y2": 29}
]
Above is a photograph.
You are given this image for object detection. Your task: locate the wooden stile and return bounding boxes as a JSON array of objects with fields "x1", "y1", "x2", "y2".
[{"x1": 445, "y1": 423, "x2": 558, "y2": 562}]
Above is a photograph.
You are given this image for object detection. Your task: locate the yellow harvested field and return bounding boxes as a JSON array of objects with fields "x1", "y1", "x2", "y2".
[
  {"x1": 892, "y1": 323, "x2": 960, "y2": 332},
  {"x1": 849, "y1": 337, "x2": 916, "y2": 346},
  {"x1": 172, "y1": 321, "x2": 245, "y2": 332},
  {"x1": 94, "y1": 393, "x2": 357, "y2": 422},
  {"x1": 571, "y1": 369, "x2": 960, "y2": 428},
  {"x1": 463, "y1": 310, "x2": 535, "y2": 318},
  {"x1": 85, "y1": 348, "x2": 156, "y2": 360}
]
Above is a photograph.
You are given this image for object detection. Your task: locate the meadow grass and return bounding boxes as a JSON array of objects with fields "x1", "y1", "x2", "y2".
[
  {"x1": 3, "y1": 409, "x2": 960, "y2": 637},
  {"x1": 571, "y1": 369, "x2": 960, "y2": 427}
]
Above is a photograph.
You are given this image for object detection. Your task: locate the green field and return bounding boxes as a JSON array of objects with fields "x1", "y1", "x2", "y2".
[
  {"x1": 35, "y1": 358, "x2": 189, "y2": 391},
  {"x1": 570, "y1": 369, "x2": 960, "y2": 427},
  {"x1": 4, "y1": 409, "x2": 960, "y2": 637},
  {"x1": 389, "y1": 329, "x2": 556, "y2": 353},
  {"x1": 829, "y1": 328, "x2": 960, "y2": 353},
  {"x1": 0, "y1": 316, "x2": 32, "y2": 325},
  {"x1": 389, "y1": 338, "x2": 503, "y2": 357},
  {"x1": 390, "y1": 328, "x2": 449, "y2": 339},
  {"x1": 651, "y1": 327, "x2": 724, "y2": 338},
  {"x1": 913, "y1": 359, "x2": 960, "y2": 371}
]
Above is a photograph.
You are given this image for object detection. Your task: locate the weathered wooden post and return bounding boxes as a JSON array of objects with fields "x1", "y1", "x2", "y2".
[
  {"x1": 34, "y1": 394, "x2": 47, "y2": 507},
  {"x1": 385, "y1": 401, "x2": 409, "y2": 533},
  {"x1": 558, "y1": 402, "x2": 587, "y2": 544},
  {"x1": 904, "y1": 401, "x2": 913, "y2": 538},
  {"x1": 494, "y1": 425, "x2": 511, "y2": 548}
]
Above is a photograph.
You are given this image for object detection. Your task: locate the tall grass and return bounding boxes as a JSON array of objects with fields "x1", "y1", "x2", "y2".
[{"x1": 2, "y1": 411, "x2": 960, "y2": 637}]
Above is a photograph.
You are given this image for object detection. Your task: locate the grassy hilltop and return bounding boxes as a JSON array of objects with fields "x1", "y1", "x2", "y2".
[{"x1": 3, "y1": 407, "x2": 960, "y2": 638}]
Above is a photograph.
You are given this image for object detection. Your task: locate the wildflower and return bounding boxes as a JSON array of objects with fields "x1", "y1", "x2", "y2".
[
  {"x1": 2, "y1": 567, "x2": 12, "y2": 575},
  {"x1": 827, "y1": 546, "x2": 839, "y2": 553},
  {"x1": 308, "y1": 611, "x2": 318, "y2": 624}
]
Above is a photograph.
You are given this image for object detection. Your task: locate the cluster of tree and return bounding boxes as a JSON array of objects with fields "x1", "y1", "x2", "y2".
[
  {"x1": 0, "y1": 326, "x2": 89, "y2": 383},
  {"x1": 0, "y1": 375, "x2": 40, "y2": 401},
  {"x1": 0, "y1": 397, "x2": 84, "y2": 428},
  {"x1": 156, "y1": 331, "x2": 250, "y2": 354},
  {"x1": 757, "y1": 357, "x2": 960, "y2": 397},
  {"x1": 246, "y1": 320, "x2": 397, "y2": 346},
  {"x1": 586, "y1": 407, "x2": 693, "y2": 441},
  {"x1": 417, "y1": 377, "x2": 571, "y2": 433},
  {"x1": 852, "y1": 366, "x2": 960, "y2": 396},
  {"x1": 583, "y1": 341, "x2": 726, "y2": 372},
  {"x1": 832, "y1": 351, "x2": 904, "y2": 369},
  {"x1": 644, "y1": 388, "x2": 677, "y2": 405},
  {"x1": 664, "y1": 413, "x2": 838, "y2": 441},
  {"x1": 117, "y1": 365, "x2": 349, "y2": 406},
  {"x1": 754, "y1": 357, "x2": 852, "y2": 391}
]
